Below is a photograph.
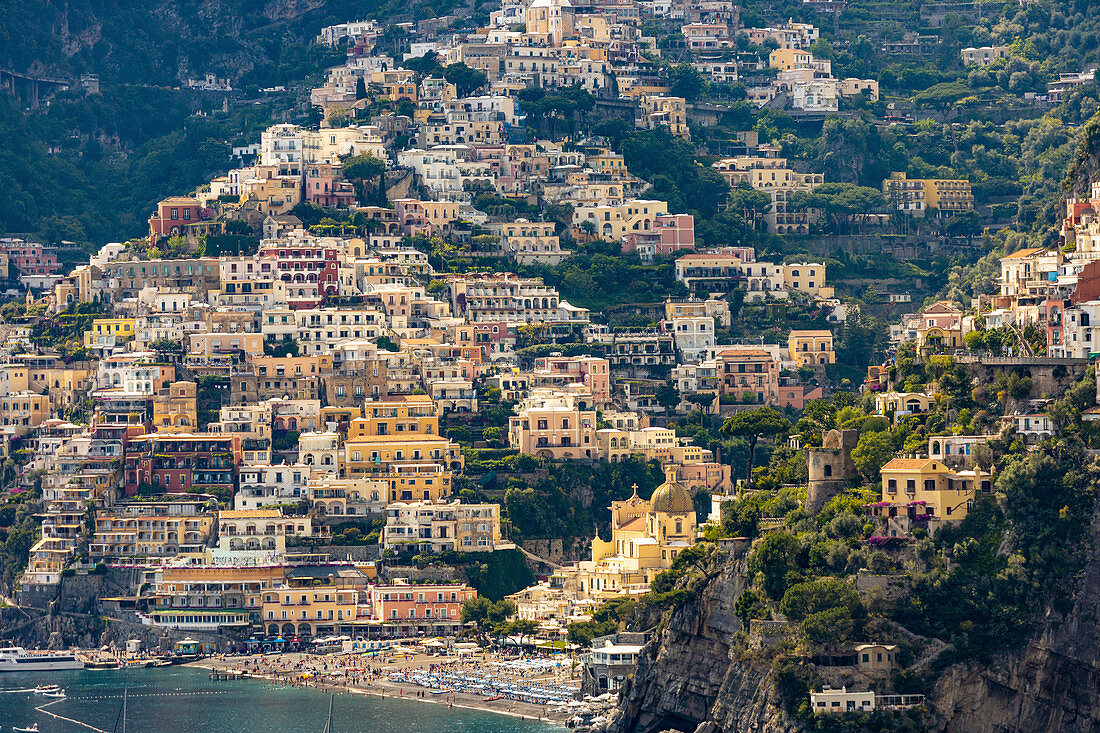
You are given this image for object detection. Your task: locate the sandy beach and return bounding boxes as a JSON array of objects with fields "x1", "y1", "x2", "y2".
[{"x1": 186, "y1": 649, "x2": 575, "y2": 724}]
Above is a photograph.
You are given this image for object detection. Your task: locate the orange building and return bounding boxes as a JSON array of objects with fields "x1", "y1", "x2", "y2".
[{"x1": 368, "y1": 579, "x2": 477, "y2": 637}]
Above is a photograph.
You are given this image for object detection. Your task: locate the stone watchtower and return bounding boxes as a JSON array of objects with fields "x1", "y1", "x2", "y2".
[{"x1": 806, "y1": 429, "x2": 859, "y2": 512}]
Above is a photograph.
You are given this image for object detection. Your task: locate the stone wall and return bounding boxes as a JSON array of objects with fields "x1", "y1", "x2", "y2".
[
  {"x1": 853, "y1": 571, "x2": 911, "y2": 603},
  {"x1": 380, "y1": 565, "x2": 460, "y2": 583},
  {"x1": 16, "y1": 583, "x2": 58, "y2": 610},
  {"x1": 747, "y1": 619, "x2": 798, "y2": 650},
  {"x1": 520, "y1": 537, "x2": 589, "y2": 565},
  {"x1": 962, "y1": 359, "x2": 1088, "y2": 399},
  {"x1": 806, "y1": 428, "x2": 859, "y2": 512},
  {"x1": 315, "y1": 544, "x2": 381, "y2": 562}
]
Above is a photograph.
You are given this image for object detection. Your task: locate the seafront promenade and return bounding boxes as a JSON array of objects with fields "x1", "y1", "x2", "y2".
[{"x1": 189, "y1": 647, "x2": 577, "y2": 723}]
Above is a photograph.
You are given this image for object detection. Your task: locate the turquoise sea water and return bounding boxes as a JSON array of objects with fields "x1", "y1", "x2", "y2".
[{"x1": 0, "y1": 666, "x2": 562, "y2": 732}]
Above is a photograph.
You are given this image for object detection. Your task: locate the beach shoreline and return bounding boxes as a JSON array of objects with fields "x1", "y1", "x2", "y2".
[{"x1": 185, "y1": 653, "x2": 572, "y2": 725}]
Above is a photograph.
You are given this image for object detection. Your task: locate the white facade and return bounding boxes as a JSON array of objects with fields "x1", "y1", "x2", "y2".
[
  {"x1": 665, "y1": 316, "x2": 715, "y2": 363},
  {"x1": 234, "y1": 464, "x2": 311, "y2": 510},
  {"x1": 260, "y1": 125, "x2": 304, "y2": 176}
]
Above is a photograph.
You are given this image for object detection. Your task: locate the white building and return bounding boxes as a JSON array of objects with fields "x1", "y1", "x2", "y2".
[
  {"x1": 381, "y1": 500, "x2": 503, "y2": 553},
  {"x1": 260, "y1": 124, "x2": 304, "y2": 176},
  {"x1": 294, "y1": 307, "x2": 387, "y2": 355},
  {"x1": 211, "y1": 509, "x2": 312, "y2": 565},
  {"x1": 663, "y1": 316, "x2": 715, "y2": 363},
  {"x1": 234, "y1": 464, "x2": 311, "y2": 510},
  {"x1": 396, "y1": 146, "x2": 495, "y2": 198},
  {"x1": 810, "y1": 687, "x2": 875, "y2": 714}
]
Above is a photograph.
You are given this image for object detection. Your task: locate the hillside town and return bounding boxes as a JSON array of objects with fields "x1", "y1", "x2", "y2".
[{"x1": 4, "y1": 0, "x2": 1100, "y2": 727}]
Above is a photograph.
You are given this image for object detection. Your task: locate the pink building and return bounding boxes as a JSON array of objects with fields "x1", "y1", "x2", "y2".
[
  {"x1": 305, "y1": 163, "x2": 357, "y2": 209},
  {"x1": 777, "y1": 384, "x2": 824, "y2": 410},
  {"x1": 0, "y1": 239, "x2": 59, "y2": 276},
  {"x1": 471, "y1": 322, "x2": 516, "y2": 360},
  {"x1": 369, "y1": 581, "x2": 477, "y2": 637},
  {"x1": 623, "y1": 213, "x2": 695, "y2": 262},
  {"x1": 533, "y1": 355, "x2": 612, "y2": 406},
  {"x1": 679, "y1": 461, "x2": 734, "y2": 494},
  {"x1": 148, "y1": 197, "x2": 209, "y2": 240},
  {"x1": 393, "y1": 199, "x2": 464, "y2": 237},
  {"x1": 258, "y1": 242, "x2": 339, "y2": 302}
]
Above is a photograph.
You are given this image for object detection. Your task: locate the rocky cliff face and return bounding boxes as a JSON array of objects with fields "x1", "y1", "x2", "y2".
[
  {"x1": 603, "y1": 500, "x2": 1100, "y2": 733},
  {"x1": 1068, "y1": 112, "x2": 1100, "y2": 198},
  {"x1": 928, "y1": 499, "x2": 1100, "y2": 732},
  {"x1": 603, "y1": 558, "x2": 793, "y2": 733},
  {"x1": 2, "y1": 0, "x2": 334, "y2": 83}
]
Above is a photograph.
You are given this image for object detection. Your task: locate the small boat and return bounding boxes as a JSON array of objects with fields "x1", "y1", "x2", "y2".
[
  {"x1": 429, "y1": 688, "x2": 452, "y2": 695},
  {"x1": 41, "y1": 689, "x2": 66, "y2": 698},
  {"x1": 33, "y1": 685, "x2": 61, "y2": 694},
  {"x1": 13, "y1": 724, "x2": 40, "y2": 732},
  {"x1": 83, "y1": 658, "x2": 120, "y2": 669},
  {"x1": 483, "y1": 694, "x2": 504, "y2": 701}
]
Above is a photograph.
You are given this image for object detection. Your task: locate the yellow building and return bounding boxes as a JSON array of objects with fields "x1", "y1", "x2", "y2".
[
  {"x1": 84, "y1": 318, "x2": 137, "y2": 349},
  {"x1": 240, "y1": 175, "x2": 303, "y2": 216},
  {"x1": 341, "y1": 393, "x2": 461, "y2": 475},
  {"x1": 90, "y1": 502, "x2": 214, "y2": 559},
  {"x1": 499, "y1": 220, "x2": 563, "y2": 264},
  {"x1": 342, "y1": 435, "x2": 463, "y2": 476},
  {"x1": 769, "y1": 48, "x2": 813, "y2": 70},
  {"x1": 573, "y1": 199, "x2": 669, "y2": 242},
  {"x1": 147, "y1": 565, "x2": 286, "y2": 631},
  {"x1": 872, "y1": 458, "x2": 988, "y2": 535},
  {"x1": 383, "y1": 463, "x2": 453, "y2": 502},
  {"x1": 783, "y1": 263, "x2": 834, "y2": 298},
  {"x1": 349, "y1": 395, "x2": 438, "y2": 439},
  {"x1": 617, "y1": 76, "x2": 671, "y2": 100},
  {"x1": 24, "y1": 365, "x2": 92, "y2": 412},
  {"x1": 788, "y1": 330, "x2": 835, "y2": 366},
  {"x1": 922, "y1": 178, "x2": 974, "y2": 213},
  {"x1": 566, "y1": 468, "x2": 698, "y2": 599},
  {"x1": 875, "y1": 391, "x2": 934, "y2": 418},
  {"x1": 371, "y1": 69, "x2": 418, "y2": 101},
  {"x1": 639, "y1": 96, "x2": 689, "y2": 138},
  {"x1": 914, "y1": 300, "x2": 965, "y2": 352},
  {"x1": 882, "y1": 173, "x2": 973, "y2": 216},
  {"x1": 153, "y1": 380, "x2": 198, "y2": 433},
  {"x1": 262, "y1": 582, "x2": 361, "y2": 638},
  {"x1": 0, "y1": 392, "x2": 50, "y2": 437},
  {"x1": 589, "y1": 152, "x2": 628, "y2": 177}
]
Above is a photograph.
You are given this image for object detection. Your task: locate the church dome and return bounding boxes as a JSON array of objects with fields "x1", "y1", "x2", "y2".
[{"x1": 650, "y1": 467, "x2": 693, "y2": 514}]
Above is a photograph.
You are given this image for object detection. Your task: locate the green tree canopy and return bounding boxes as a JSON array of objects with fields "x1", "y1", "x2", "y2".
[
  {"x1": 721, "y1": 408, "x2": 792, "y2": 482},
  {"x1": 851, "y1": 430, "x2": 896, "y2": 482},
  {"x1": 915, "y1": 82, "x2": 972, "y2": 110},
  {"x1": 748, "y1": 531, "x2": 801, "y2": 599},
  {"x1": 343, "y1": 153, "x2": 386, "y2": 205},
  {"x1": 668, "y1": 62, "x2": 708, "y2": 101},
  {"x1": 402, "y1": 51, "x2": 444, "y2": 77},
  {"x1": 793, "y1": 182, "x2": 888, "y2": 234},
  {"x1": 443, "y1": 63, "x2": 488, "y2": 97},
  {"x1": 779, "y1": 577, "x2": 861, "y2": 622}
]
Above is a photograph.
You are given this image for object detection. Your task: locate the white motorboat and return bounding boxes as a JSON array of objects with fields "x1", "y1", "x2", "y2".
[
  {"x1": 13, "y1": 724, "x2": 40, "y2": 732},
  {"x1": 0, "y1": 646, "x2": 83, "y2": 672},
  {"x1": 41, "y1": 689, "x2": 66, "y2": 698},
  {"x1": 33, "y1": 684, "x2": 61, "y2": 694}
]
